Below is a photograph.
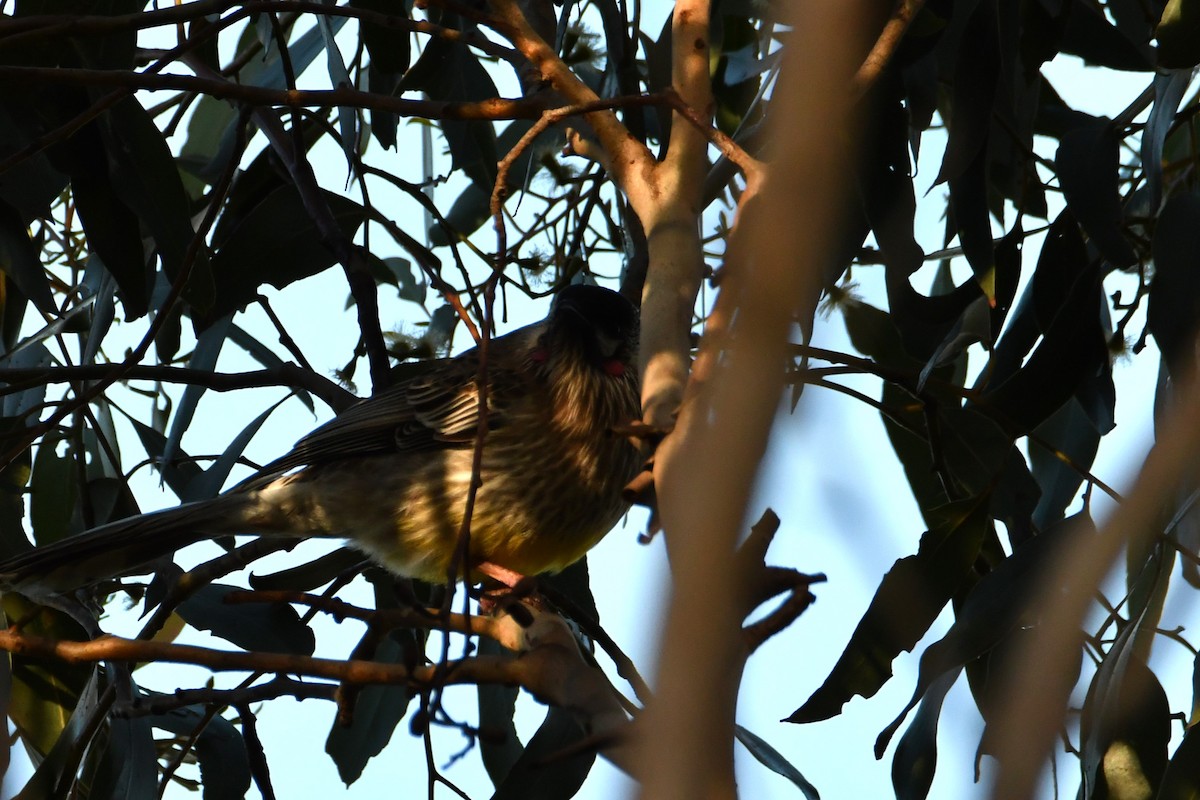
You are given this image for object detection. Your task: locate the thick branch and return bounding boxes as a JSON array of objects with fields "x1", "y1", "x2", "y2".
[
  {"x1": 636, "y1": 3, "x2": 871, "y2": 799},
  {"x1": 635, "y1": 0, "x2": 713, "y2": 437},
  {"x1": 483, "y1": 0, "x2": 657, "y2": 193}
]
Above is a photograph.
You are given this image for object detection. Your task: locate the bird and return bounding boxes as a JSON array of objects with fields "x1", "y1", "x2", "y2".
[{"x1": 0, "y1": 284, "x2": 643, "y2": 596}]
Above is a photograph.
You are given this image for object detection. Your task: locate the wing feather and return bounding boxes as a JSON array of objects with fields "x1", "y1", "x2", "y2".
[
  {"x1": 241, "y1": 327, "x2": 536, "y2": 487},
  {"x1": 246, "y1": 359, "x2": 489, "y2": 484}
]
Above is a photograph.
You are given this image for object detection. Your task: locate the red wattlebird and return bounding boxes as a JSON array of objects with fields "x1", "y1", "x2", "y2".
[{"x1": 0, "y1": 284, "x2": 642, "y2": 595}]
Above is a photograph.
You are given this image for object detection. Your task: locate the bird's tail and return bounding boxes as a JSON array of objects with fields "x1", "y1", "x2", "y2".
[{"x1": 0, "y1": 493, "x2": 259, "y2": 595}]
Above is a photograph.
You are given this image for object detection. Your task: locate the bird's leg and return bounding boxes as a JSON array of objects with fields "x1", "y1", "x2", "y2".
[
  {"x1": 476, "y1": 561, "x2": 527, "y2": 588},
  {"x1": 475, "y1": 561, "x2": 541, "y2": 614}
]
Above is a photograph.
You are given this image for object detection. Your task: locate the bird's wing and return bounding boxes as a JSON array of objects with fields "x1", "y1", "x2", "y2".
[{"x1": 244, "y1": 348, "x2": 523, "y2": 484}]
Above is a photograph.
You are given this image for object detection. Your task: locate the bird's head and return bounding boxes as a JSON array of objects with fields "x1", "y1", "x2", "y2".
[{"x1": 537, "y1": 284, "x2": 639, "y2": 378}]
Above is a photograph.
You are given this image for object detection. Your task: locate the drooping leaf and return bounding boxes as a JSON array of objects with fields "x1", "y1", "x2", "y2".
[
  {"x1": 0, "y1": 416, "x2": 34, "y2": 558},
  {"x1": 936, "y1": 1, "x2": 999, "y2": 187},
  {"x1": 491, "y1": 707, "x2": 596, "y2": 800},
  {"x1": 325, "y1": 632, "x2": 416, "y2": 785},
  {"x1": 1150, "y1": 192, "x2": 1200, "y2": 376},
  {"x1": 315, "y1": 10, "x2": 357, "y2": 172},
  {"x1": 4, "y1": 594, "x2": 94, "y2": 760},
  {"x1": 163, "y1": 314, "x2": 232, "y2": 482},
  {"x1": 0, "y1": 201, "x2": 53, "y2": 313},
  {"x1": 179, "y1": 17, "x2": 349, "y2": 187},
  {"x1": 787, "y1": 495, "x2": 991, "y2": 723},
  {"x1": 984, "y1": 214, "x2": 1106, "y2": 434},
  {"x1": 180, "y1": 394, "x2": 288, "y2": 503},
  {"x1": 205, "y1": 186, "x2": 366, "y2": 325},
  {"x1": 1055, "y1": 120, "x2": 1138, "y2": 268},
  {"x1": 875, "y1": 514, "x2": 1092, "y2": 755},
  {"x1": 11, "y1": 661, "x2": 101, "y2": 800},
  {"x1": 1080, "y1": 614, "x2": 1171, "y2": 798},
  {"x1": 401, "y1": 37, "x2": 500, "y2": 191},
  {"x1": 97, "y1": 96, "x2": 215, "y2": 314},
  {"x1": 30, "y1": 430, "x2": 78, "y2": 546},
  {"x1": 352, "y1": 0, "x2": 412, "y2": 150},
  {"x1": 735, "y1": 725, "x2": 820, "y2": 800},
  {"x1": 121, "y1": 408, "x2": 202, "y2": 499},
  {"x1": 1158, "y1": 724, "x2": 1200, "y2": 799},
  {"x1": 0, "y1": 99, "x2": 69, "y2": 222},
  {"x1": 1029, "y1": 397, "x2": 1100, "y2": 530},
  {"x1": 1157, "y1": 0, "x2": 1200, "y2": 68},
  {"x1": 149, "y1": 704, "x2": 252, "y2": 800},
  {"x1": 1141, "y1": 72, "x2": 1190, "y2": 211},
  {"x1": 890, "y1": 669, "x2": 960, "y2": 800},
  {"x1": 177, "y1": 582, "x2": 316, "y2": 655},
  {"x1": 1060, "y1": 0, "x2": 1155, "y2": 70},
  {"x1": 89, "y1": 679, "x2": 157, "y2": 800}
]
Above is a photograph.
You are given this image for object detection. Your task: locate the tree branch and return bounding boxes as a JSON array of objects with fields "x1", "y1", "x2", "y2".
[
  {"x1": 0, "y1": 66, "x2": 544, "y2": 122},
  {"x1": 635, "y1": 2, "x2": 872, "y2": 798},
  {"x1": 0, "y1": 364, "x2": 354, "y2": 412}
]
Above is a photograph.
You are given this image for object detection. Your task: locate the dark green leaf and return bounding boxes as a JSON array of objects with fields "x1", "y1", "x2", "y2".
[
  {"x1": 984, "y1": 215, "x2": 1105, "y2": 434},
  {"x1": 1158, "y1": 723, "x2": 1200, "y2": 799},
  {"x1": 90, "y1": 711, "x2": 156, "y2": 800},
  {"x1": 315, "y1": 11, "x2": 357, "y2": 171},
  {"x1": 351, "y1": 0, "x2": 414, "y2": 74},
  {"x1": 1055, "y1": 120, "x2": 1137, "y2": 268},
  {"x1": 875, "y1": 514, "x2": 1091, "y2": 754},
  {"x1": 0, "y1": 201, "x2": 53, "y2": 313},
  {"x1": 325, "y1": 633, "x2": 416, "y2": 785},
  {"x1": 1157, "y1": 0, "x2": 1200, "y2": 68},
  {"x1": 1142, "y1": 73, "x2": 1190, "y2": 210},
  {"x1": 177, "y1": 582, "x2": 316, "y2": 655},
  {"x1": 4, "y1": 594, "x2": 94, "y2": 760},
  {"x1": 947, "y1": 145, "x2": 995, "y2": 286},
  {"x1": 179, "y1": 18, "x2": 348, "y2": 186},
  {"x1": 226, "y1": 322, "x2": 317, "y2": 412},
  {"x1": 0, "y1": 416, "x2": 33, "y2": 558},
  {"x1": 149, "y1": 704, "x2": 252, "y2": 800},
  {"x1": 0, "y1": 100, "x2": 69, "y2": 222},
  {"x1": 735, "y1": 725, "x2": 820, "y2": 800},
  {"x1": 787, "y1": 496, "x2": 990, "y2": 723},
  {"x1": 248, "y1": 547, "x2": 365, "y2": 592},
  {"x1": 430, "y1": 183, "x2": 493, "y2": 246},
  {"x1": 121, "y1": 409, "x2": 202, "y2": 499},
  {"x1": 11, "y1": 661, "x2": 101, "y2": 800},
  {"x1": 98, "y1": 96, "x2": 214, "y2": 313},
  {"x1": 935, "y1": 1, "x2": 999, "y2": 185},
  {"x1": 1080, "y1": 604, "x2": 1171, "y2": 799},
  {"x1": 69, "y1": 131, "x2": 150, "y2": 317},
  {"x1": 1150, "y1": 192, "x2": 1200, "y2": 375},
  {"x1": 1060, "y1": 0, "x2": 1155, "y2": 70},
  {"x1": 206, "y1": 186, "x2": 366, "y2": 323},
  {"x1": 30, "y1": 430, "x2": 78, "y2": 546},
  {"x1": 82, "y1": 255, "x2": 118, "y2": 365},
  {"x1": 163, "y1": 314, "x2": 232, "y2": 480},
  {"x1": 491, "y1": 707, "x2": 596, "y2": 800},
  {"x1": 1029, "y1": 397, "x2": 1099, "y2": 529},
  {"x1": 401, "y1": 39, "x2": 500, "y2": 190},
  {"x1": 181, "y1": 395, "x2": 287, "y2": 503},
  {"x1": 478, "y1": 635, "x2": 523, "y2": 786},
  {"x1": 890, "y1": 669, "x2": 959, "y2": 800}
]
